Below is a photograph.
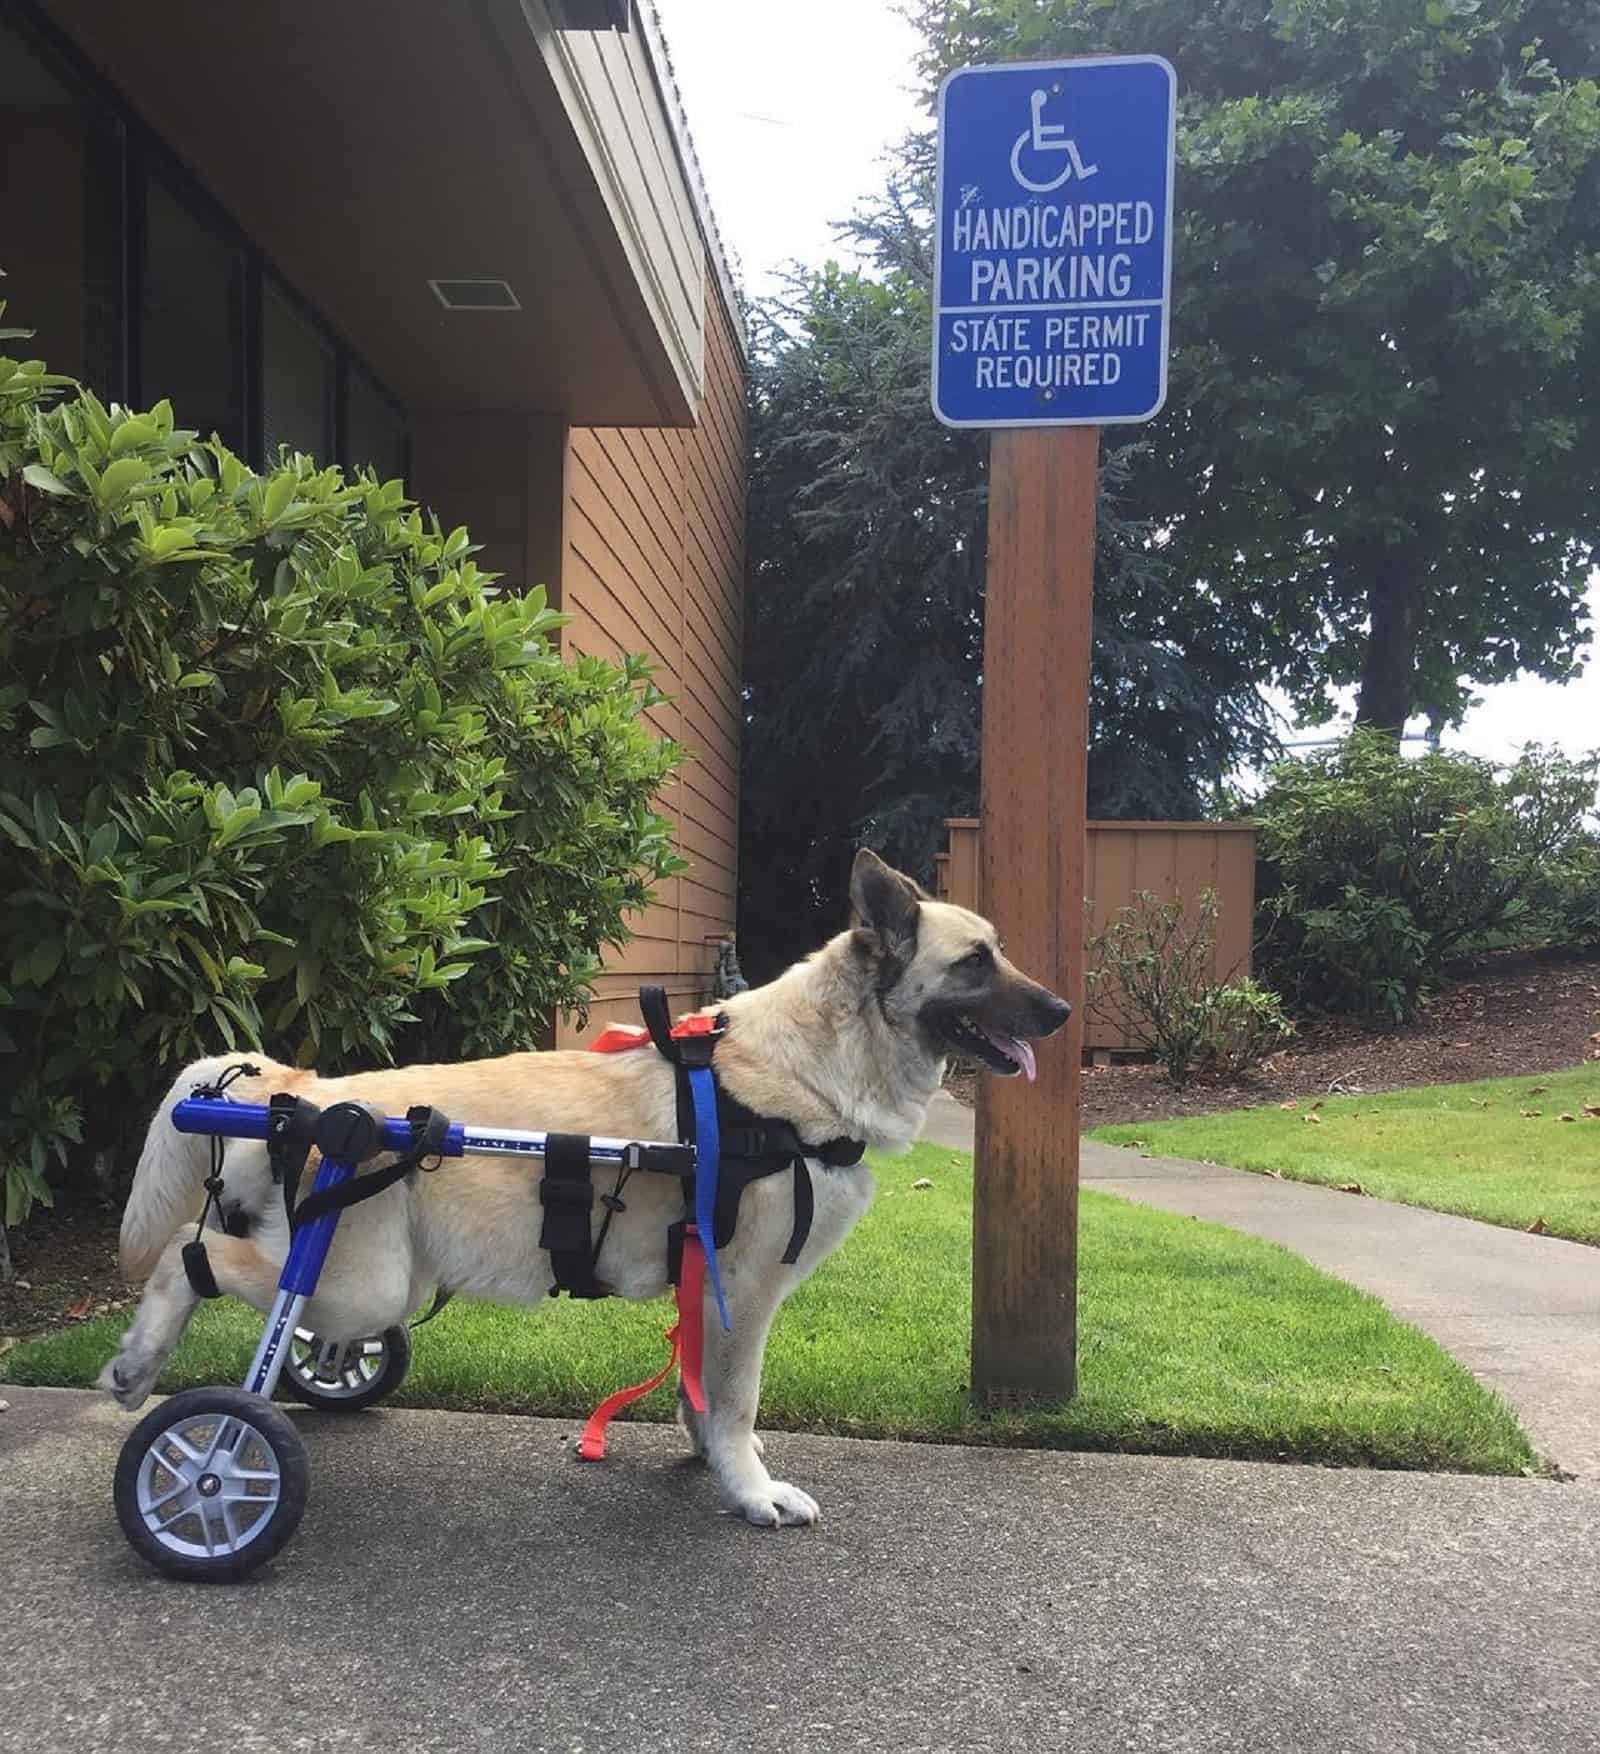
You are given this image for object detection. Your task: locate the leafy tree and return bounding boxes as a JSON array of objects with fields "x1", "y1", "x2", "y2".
[
  {"x1": 741, "y1": 256, "x2": 1272, "y2": 975},
  {"x1": 915, "y1": 0, "x2": 1600, "y2": 734}
]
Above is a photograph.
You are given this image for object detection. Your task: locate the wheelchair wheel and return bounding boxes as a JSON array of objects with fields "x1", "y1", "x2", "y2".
[
  {"x1": 277, "y1": 1323, "x2": 412, "y2": 1411},
  {"x1": 114, "y1": 1386, "x2": 309, "y2": 1582}
]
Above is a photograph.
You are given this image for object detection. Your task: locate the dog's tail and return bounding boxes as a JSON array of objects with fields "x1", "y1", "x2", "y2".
[{"x1": 119, "y1": 1056, "x2": 245, "y2": 1280}]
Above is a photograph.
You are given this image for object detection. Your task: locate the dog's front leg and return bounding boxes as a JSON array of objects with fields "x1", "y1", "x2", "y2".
[{"x1": 697, "y1": 1267, "x2": 817, "y2": 1528}]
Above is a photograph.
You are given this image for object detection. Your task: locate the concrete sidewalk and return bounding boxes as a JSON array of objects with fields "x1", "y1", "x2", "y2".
[
  {"x1": 3, "y1": 1385, "x2": 1597, "y2": 1754},
  {"x1": 922, "y1": 1093, "x2": 1600, "y2": 1482}
]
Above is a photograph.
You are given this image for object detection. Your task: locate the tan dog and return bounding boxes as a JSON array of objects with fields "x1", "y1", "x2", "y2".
[{"x1": 103, "y1": 849, "x2": 1070, "y2": 1526}]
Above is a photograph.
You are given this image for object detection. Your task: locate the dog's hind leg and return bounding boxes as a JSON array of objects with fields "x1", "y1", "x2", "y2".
[{"x1": 98, "y1": 1232, "x2": 282, "y2": 1411}]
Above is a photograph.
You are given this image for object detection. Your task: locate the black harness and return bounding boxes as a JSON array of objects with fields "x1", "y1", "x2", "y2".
[
  {"x1": 181, "y1": 987, "x2": 866, "y2": 1315},
  {"x1": 539, "y1": 986, "x2": 866, "y2": 1300}
]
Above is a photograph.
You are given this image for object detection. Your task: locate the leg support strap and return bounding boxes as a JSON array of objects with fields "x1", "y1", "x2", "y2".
[
  {"x1": 578, "y1": 1226, "x2": 707, "y2": 1461},
  {"x1": 182, "y1": 1239, "x2": 222, "y2": 1300}
]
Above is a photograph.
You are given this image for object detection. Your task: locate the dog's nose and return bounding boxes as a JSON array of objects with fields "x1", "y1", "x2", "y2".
[{"x1": 1040, "y1": 992, "x2": 1072, "y2": 1034}]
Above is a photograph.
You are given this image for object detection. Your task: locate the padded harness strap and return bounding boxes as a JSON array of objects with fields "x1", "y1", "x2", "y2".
[
  {"x1": 782, "y1": 1159, "x2": 814, "y2": 1266},
  {"x1": 539, "y1": 1132, "x2": 606, "y2": 1300}
]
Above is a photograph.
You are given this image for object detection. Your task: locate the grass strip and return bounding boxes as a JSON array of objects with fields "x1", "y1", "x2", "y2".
[
  {"x1": 3, "y1": 1143, "x2": 1536, "y2": 1474},
  {"x1": 1091, "y1": 1066, "x2": 1600, "y2": 1245}
]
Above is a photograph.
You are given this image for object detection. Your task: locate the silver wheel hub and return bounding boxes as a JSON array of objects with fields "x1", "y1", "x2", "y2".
[
  {"x1": 286, "y1": 1327, "x2": 390, "y2": 1399},
  {"x1": 135, "y1": 1410, "x2": 282, "y2": 1558}
]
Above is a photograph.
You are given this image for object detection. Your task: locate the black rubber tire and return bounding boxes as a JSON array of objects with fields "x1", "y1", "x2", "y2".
[
  {"x1": 114, "y1": 1386, "x2": 309, "y2": 1582},
  {"x1": 277, "y1": 1323, "x2": 412, "y2": 1412}
]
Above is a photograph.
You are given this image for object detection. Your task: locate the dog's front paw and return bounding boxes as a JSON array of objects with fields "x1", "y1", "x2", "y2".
[
  {"x1": 97, "y1": 1355, "x2": 155, "y2": 1411},
  {"x1": 731, "y1": 1479, "x2": 820, "y2": 1528}
]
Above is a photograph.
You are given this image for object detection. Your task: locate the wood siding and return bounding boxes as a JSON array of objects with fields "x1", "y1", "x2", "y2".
[
  {"x1": 409, "y1": 414, "x2": 566, "y2": 603},
  {"x1": 557, "y1": 279, "x2": 746, "y2": 1043},
  {"x1": 936, "y1": 817, "x2": 1258, "y2": 1053}
]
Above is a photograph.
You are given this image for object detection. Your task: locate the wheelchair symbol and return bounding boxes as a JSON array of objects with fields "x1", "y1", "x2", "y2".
[{"x1": 1010, "y1": 87, "x2": 1098, "y2": 192}]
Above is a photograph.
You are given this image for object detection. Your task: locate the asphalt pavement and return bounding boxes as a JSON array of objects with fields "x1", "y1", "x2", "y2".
[{"x1": 3, "y1": 1386, "x2": 1597, "y2": 1754}]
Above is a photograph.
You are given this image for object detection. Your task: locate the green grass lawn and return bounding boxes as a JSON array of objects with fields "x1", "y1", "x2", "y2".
[
  {"x1": 1091, "y1": 1066, "x2": 1600, "y2": 1246},
  {"x1": 2, "y1": 1144, "x2": 1535, "y2": 1474}
]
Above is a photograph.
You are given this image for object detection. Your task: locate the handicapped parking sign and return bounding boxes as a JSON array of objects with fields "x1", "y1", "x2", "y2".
[{"x1": 932, "y1": 56, "x2": 1176, "y2": 428}]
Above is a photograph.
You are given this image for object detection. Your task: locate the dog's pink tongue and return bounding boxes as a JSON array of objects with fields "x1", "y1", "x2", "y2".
[{"x1": 982, "y1": 1029, "x2": 1037, "y2": 1082}]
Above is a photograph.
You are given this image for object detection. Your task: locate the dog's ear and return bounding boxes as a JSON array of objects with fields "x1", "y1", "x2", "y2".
[{"x1": 849, "y1": 849, "x2": 923, "y2": 959}]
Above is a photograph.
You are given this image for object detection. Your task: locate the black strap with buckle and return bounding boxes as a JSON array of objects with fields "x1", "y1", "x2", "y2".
[
  {"x1": 288, "y1": 1103, "x2": 451, "y2": 1231},
  {"x1": 267, "y1": 1093, "x2": 322, "y2": 1227},
  {"x1": 539, "y1": 1132, "x2": 606, "y2": 1299}
]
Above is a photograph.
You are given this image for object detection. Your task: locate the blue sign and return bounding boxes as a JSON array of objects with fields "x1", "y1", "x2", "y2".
[{"x1": 932, "y1": 56, "x2": 1176, "y2": 428}]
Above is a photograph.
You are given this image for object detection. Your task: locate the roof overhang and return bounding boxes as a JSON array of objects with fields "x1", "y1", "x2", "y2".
[{"x1": 38, "y1": 0, "x2": 712, "y2": 425}]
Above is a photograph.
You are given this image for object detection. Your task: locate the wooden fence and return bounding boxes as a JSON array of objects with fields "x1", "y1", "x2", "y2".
[{"x1": 934, "y1": 818, "x2": 1258, "y2": 1054}]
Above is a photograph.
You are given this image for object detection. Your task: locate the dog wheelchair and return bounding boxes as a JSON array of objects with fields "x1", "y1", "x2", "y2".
[{"x1": 114, "y1": 1087, "x2": 702, "y2": 1582}]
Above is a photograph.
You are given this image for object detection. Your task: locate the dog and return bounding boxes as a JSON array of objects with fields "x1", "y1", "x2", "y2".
[{"x1": 102, "y1": 848, "x2": 1070, "y2": 1527}]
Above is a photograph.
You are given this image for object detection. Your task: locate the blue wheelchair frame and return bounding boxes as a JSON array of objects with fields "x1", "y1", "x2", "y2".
[{"x1": 170, "y1": 1096, "x2": 690, "y2": 1403}]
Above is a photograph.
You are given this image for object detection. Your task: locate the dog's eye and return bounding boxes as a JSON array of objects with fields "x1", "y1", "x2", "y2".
[{"x1": 956, "y1": 946, "x2": 992, "y2": 971}]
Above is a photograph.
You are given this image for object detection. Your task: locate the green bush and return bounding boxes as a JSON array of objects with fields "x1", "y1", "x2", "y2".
[
  {"x1": 1254, "y1": 729, "x2": 1600, "y2": 1021},
  {"x1": 1536, "y1": 836, "x2": 1600, "y2": 949},
  {"x1": 0, "y1": 313, "x2": 683, "y2": 1235},
  {"x1": 1085, "y1": 889, "x2": 1295, "y2": 1087},
  {"x1": 1199, "y1": 977, "x2": 1300, "y2": 1082}
]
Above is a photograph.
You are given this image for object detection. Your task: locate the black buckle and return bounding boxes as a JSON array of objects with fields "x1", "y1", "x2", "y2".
[
  {"x1": 622, "y1": 1141, "x2": 695, "y2": 1175},
  {"x1": 676, "y1": 1032, "x2": 720, "y2": 1071},
  {"x1": 405, "y1": 1104, "x2": 449, "y2": 1171}
]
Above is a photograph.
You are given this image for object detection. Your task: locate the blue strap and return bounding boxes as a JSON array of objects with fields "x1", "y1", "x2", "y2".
[{"x1": 688, "y1": 1066, "x2": 731, "y2": 1331}]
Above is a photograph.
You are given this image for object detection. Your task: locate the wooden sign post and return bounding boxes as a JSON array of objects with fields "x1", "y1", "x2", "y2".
[
  {"x1": 932, "y1": 56, "x2": 1175, "y2": 1405},
  {"x1": 971, "y1": 426, "x2": 1098, "y2": 1404}
]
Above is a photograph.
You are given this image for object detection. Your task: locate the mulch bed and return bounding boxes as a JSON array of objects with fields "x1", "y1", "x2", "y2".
[
  {"x1": 0, "y1": 1197, "x2": 129, "y2": 1350},
  {"x1": 946, "y1": 945, "x2": 1600, "y2": 1130},
  {"x1": 5, "y1": 946, "x2": 1598, "y2": 1353}
]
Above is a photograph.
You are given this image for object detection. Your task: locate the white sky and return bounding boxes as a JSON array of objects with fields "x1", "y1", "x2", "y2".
[{"x1": 657, "y1": 0, "x2": 1599, "y2": 768}]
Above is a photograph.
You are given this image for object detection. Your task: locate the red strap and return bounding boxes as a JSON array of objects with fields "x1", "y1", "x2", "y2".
[
  {"x1": 578, "y1": 1229, "x2": 707, "y2": 1460},
  {"x1": 587, "y1": 1013, "x2": 721, "y2": 1054},
  {"x1": 678, "y1": 1230, "x2": 708, "y2": 1414}
]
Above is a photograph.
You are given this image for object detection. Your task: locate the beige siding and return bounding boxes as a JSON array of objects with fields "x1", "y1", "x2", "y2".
[
  {"x1": 558, "y1": 281, "x2": 745, "y2": 1045},
  {"x1": 409, "y1": 414, "x2": 566, "y2": 600}
]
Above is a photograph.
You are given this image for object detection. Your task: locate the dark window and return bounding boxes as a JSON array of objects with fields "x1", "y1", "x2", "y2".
[
  {"x1": 140, "y1": 172, "x2": 244, "y2": 452},
  {"x1": 4, "y1": 11, "x2": 407, "y2": 477},
  {"x1": 0, "y1": 16, "x2": 123, "y2": 398},
  {"x1": 347, "y1": 366, "x2": 408, "y2": 482},
  {"x1": 262, "y1": 283, "x2": 334, "y2": 462}
]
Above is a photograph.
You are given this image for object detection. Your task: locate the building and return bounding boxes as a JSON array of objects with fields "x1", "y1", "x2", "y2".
[{"x1": 0, "y1": 0, "x2": 745, "y2": 1043}]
